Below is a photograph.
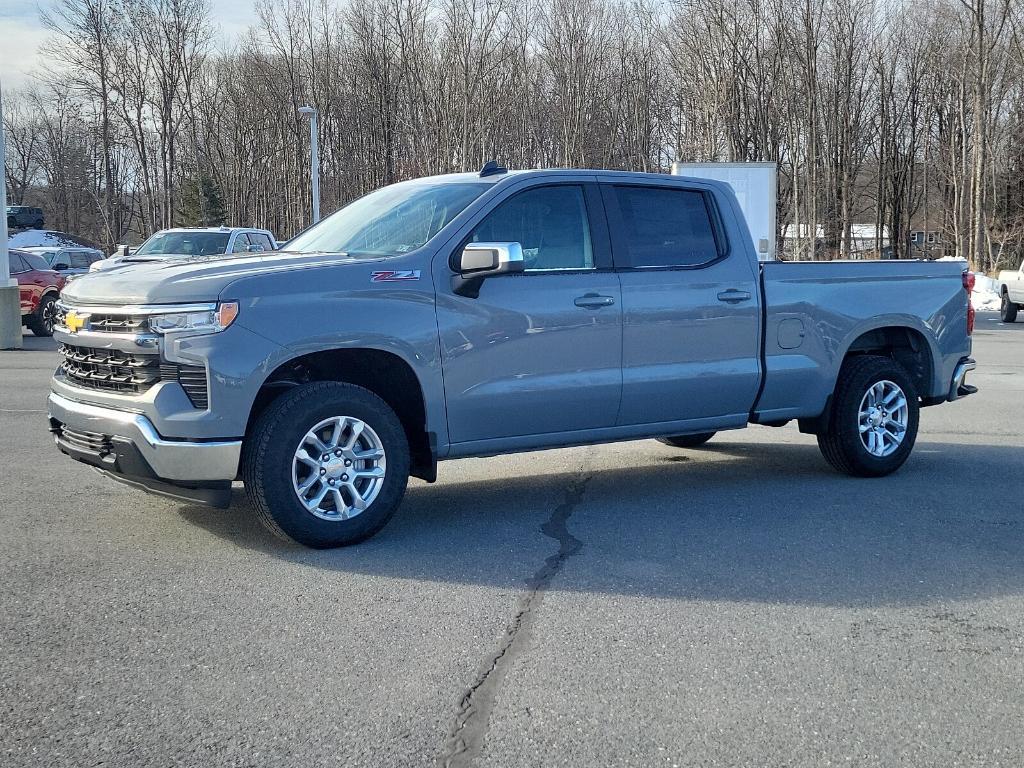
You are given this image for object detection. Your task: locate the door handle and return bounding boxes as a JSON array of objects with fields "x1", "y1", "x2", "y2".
[
  {"x1": 574, "y1": 293, "x2": 615, "y2": 309},
  {"x1": 717, "y1": 289, "x2": 752, "y2": 304}
]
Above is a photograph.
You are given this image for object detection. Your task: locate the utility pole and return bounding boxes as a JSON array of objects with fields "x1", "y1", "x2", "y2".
[
  {"x1": 0, "y1": 82, "x2": 24, "y2": 350},
  {"x1": 298, "y1": 106, "x2": 321, "y2": 224}
]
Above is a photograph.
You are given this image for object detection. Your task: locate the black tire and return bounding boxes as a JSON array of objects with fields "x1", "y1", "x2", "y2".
[
  {"x1": 657, "y1": 432, "x2": 716, "y2": 448},
  {"x1": 1001, "y1": 292, "x2": 1018, "y2": 323},
  {"x1": 27, "y1": 294, "x2": 58, "y2": 337},
  {"x1": 816, "y1": 355, "x2": 920, "y2": 478},
  {"x1": 241, "y1": 381, "x2": 410, "y2": 548}
]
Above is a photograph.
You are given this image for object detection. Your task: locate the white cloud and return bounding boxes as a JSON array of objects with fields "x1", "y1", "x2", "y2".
[
  {"x1": 0, "y1": 16, "x2": 49, "y2": 90},
  {"x1": 0, "y1": 0, "x2": 261, "y2": 92}
]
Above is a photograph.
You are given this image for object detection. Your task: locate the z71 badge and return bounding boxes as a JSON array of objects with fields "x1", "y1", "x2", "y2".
[{"x1": 370, "y1": 270, "x2": 421, "y2": 282}]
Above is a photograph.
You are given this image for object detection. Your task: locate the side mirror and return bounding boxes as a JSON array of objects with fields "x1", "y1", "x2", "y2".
[{"x1": 452, "y1": 242, "x2": 524, "y2": 297}]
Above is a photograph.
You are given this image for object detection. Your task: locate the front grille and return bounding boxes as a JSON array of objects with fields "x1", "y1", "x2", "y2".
[
  {"x1": 58, "y1": 343, "x2": 161, "y2": 394},
  {"x1": 54, "y1": 304, "x2": 151, "y2": 335},
  {"x1": 59, "y1": 426, "x2": 114, "y2": 456},
  {"x1": 160, "y1": 363, "x2": 209, "y2": 409},
  {"x1": 88, "y1": 314, "x2": 150, "y2": 333}
]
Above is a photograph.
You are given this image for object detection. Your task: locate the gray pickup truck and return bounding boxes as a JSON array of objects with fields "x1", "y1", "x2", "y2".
[{"x1": 48, "y1": 166, "x2": 977, "y2": 547}]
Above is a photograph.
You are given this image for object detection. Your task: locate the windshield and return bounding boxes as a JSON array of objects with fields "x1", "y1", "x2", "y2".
[
  {"x1": 134, "y1": 231, "x2": 231, "y2": 257},
  {"x1": 286, "y1": 180, "x2": 489, "y2": 257}
]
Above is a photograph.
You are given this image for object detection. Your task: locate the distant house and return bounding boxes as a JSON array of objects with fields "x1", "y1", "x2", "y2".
[
  {"x1": 908, "y1": 230, "x2": 945, "y2": 257},
  {"x1": 781, "y1": 223, "x2": 890, "y2": 259}
]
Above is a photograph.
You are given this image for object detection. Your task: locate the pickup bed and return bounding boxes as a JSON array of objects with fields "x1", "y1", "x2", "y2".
[
  {"x1": 997, "y1": 263, "x2": 1024, "y2": 322},
  {"x1": 48, "y1": 168, "x2": 977, "y2": 547}
]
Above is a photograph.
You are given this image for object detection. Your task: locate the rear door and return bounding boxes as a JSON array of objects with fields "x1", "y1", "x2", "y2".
[
  {"x1": 436, "y1": 180, "x2": 623, "y2": 446},
  {"x1": 601, "y1": 180, "x2": 762, "y2": 428}
]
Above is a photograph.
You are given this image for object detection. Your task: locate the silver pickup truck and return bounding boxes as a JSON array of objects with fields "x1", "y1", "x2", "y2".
[{"x1": 48, "y1": 167, "x2": 977, "y2": 547}]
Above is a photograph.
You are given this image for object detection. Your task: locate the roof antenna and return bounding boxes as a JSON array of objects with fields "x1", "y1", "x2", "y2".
[{"x1": 479, "y1": 160, "x2": 507, "y2": 177}]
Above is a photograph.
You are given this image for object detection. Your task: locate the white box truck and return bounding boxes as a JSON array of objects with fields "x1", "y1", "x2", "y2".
[{"x1": 672, "y1": 162, "x2": 777, "y2": 261}]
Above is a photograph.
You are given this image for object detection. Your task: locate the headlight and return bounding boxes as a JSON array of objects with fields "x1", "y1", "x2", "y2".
[{"x1": 148, "y1": 302, "x2": 239, "y2": 334}]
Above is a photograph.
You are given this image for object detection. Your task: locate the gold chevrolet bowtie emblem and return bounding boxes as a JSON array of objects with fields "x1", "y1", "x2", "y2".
[{"x1": 65, "y1": 311, "x2": 85, "y2": 333}]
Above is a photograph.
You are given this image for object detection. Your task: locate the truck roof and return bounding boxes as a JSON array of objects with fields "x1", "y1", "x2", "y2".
[
  {"x1": 156, "y1": 226, "x2": 273, "y2": 234},
  {"x1": 419, "y1": 167, "x2": 733, "y2": 191}
]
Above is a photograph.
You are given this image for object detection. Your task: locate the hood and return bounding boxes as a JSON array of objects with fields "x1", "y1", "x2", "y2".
[{"x1": 60, "y1": 251, "x2": 377, "y2": 305}]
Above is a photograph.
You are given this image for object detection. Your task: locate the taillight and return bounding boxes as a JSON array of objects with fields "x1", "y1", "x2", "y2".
[{"x1": 963, "y1": 271, "x2": 975, "y2": 335}]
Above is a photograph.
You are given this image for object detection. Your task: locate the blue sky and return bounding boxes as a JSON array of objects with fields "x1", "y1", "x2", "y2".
[{"x1": 0, "y1": 0, "x2": 259, "y2": 90}]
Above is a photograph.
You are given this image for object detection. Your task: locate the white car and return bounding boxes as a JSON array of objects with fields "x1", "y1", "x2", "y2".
[
  {"x1": 997, "y1": 262, "x2": 1024, "y2": 322},
  {"x1": 90, "y1": 227, "x2": 277, "y2": 272}
]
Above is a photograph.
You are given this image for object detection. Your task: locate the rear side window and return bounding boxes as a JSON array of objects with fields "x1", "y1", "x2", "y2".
[
  {"x1": 70, "y1": 251, "x2": 92, "y2": 268},
  {"x1": 8, "y1": 253, "x2": 28, "y2": 274},
  {"x1": 612, "y1": 186, "x2": 720, "y2": 268}
]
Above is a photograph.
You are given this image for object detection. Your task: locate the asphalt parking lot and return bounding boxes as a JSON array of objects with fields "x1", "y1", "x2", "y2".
[{"x1": 2, "y1": 311, "x2": 1022, "y2": 767}]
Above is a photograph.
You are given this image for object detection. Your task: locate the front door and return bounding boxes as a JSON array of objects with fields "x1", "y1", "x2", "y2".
[
  {"x1": 601, "y1": 181, "x2": 762, "y2": 427},
  {"x1": 436, "y1": 182, "x2": 623, "y2": 447}
]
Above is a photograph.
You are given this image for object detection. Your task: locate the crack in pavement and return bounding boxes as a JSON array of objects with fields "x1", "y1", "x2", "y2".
[{"x1": 439, "y1": 467, "x2": 593, "y2": 768}]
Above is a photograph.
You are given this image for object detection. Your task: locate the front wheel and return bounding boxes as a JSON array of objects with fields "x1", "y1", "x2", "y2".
[
  {"x1": 657, "y1": 432, "x2": 716, "y2": 449},
  {"x1": 817, "y1": 355, "x2": 920, "y2": 477},
  {"x1": 1001, "y1": 293, "x2": 1018, "y2": 323},
  {"x1": 242, "y1": 382, "x2": 410, "y2": 547},
  {"x1": 28, "y1": 294, "x2": 57, "y2": 337}
]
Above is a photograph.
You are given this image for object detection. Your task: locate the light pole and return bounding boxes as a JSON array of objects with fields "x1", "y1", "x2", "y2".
[
  {"x1": 298, "y1": 106, "x2": 320, "y2": 224},
  {"x1": 0, "y1": 81, "x2": 23, "y2": 349}
]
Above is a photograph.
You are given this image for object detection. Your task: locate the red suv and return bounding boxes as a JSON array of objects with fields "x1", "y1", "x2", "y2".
[{"x1": 9, "y1": 248, "x2": 65, "y2": 336}]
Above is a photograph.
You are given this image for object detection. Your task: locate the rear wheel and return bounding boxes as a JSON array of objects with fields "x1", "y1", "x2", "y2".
[
  {"x1": 657, "y1": 432, "x2": 716, "y2": 449},
  {"x1": 28, "y1": 294, "x2": 57, "y2": 337},
  {"x1": 242, "y1": 382, "x2": 410, "y2": 547},
  {"x1": 817, "y1": 355, "x2": 919, "y2": 477},
  {"x1": 1001, "y1": 292, "x2": 1018, "y2": 323}
]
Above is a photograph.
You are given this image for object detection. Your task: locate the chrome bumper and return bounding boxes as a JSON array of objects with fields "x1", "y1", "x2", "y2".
[
  {"x1": 47, "y1": 392, "x2": 241, "y2": 481},
  {"x1": 948, "y1": 358, "x2": 977, "y2": 401}
]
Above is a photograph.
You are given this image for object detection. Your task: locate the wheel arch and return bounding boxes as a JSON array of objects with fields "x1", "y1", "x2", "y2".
[
  {"x1": 247, "y1": 346, "x2": 436, "y2": 482},
  {"x1": 836, "y1": 321, "x2": 938, "y2": 399},
  {"x1": 800, "y1": 322, "x2": 937, "y2": 436}
]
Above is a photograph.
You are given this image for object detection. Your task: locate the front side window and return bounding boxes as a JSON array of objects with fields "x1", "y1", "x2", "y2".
[
  {"x1": 134, "y1": 231, "x2": 231, "y2": 257},
  {"x1": 250, "y1": 233, "x2": 273, "y2": 251},
  {"x1": 468, "y1": 185, "x2": 593, "y2": 271},
  {"x1": 613, "y1": 186, "x2": 720, "y2": 268},
  {"x1": 230, "y1": 234, "x2": 251, "y2": 253},
  {"x1": 287, "y1": 180, "x2": 489, "y2": 258}
]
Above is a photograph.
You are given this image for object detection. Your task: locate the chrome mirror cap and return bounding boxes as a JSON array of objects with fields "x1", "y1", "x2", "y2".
[{"x1": 458, "y1": 242, "x2": 524, "y2": 274}]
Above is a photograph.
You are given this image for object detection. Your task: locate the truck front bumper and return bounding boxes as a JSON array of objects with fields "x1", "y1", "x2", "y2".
[
  {"x1": 948, "y1": 357, "x2": 977, "y2": 401},
  {"x1": 47, "y1": 392, "x2": 240, "y2": 507}
]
